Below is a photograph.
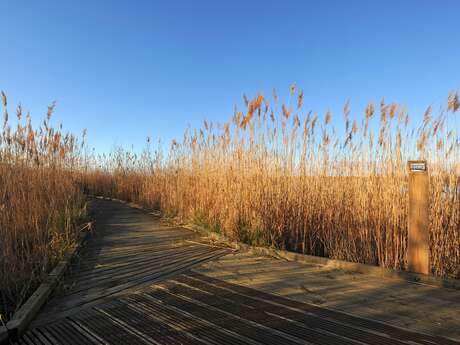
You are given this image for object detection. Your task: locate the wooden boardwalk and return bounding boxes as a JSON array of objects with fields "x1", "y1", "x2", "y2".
[
  {"x1": 13, "y1": 199, "x2": 460, "y2": 345},
  {"x1": 30, "y1": 199, "x2": 229, "y2": 327}
]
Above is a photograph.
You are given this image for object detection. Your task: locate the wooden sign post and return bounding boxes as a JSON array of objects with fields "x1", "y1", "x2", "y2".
[{"x1": 407, "y1": 160, "x2": 430, "y2": 275}]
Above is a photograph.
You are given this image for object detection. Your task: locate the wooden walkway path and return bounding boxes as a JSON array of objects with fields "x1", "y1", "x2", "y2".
[
  {"x1": 30, "y1": 198, "x2": 229, "y2": 327},
  {"x1": 13, "y1": 199, "x2": 460, "y2": 345}
]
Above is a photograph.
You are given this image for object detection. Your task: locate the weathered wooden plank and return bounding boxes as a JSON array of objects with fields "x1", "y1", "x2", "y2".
[
  {"x1": 30, "y1": 330, "x2": 54, "y2": 345},
  {"x1": 45, "y1": 322, "x2": 97, "y2": 345},
  {"x1": 171, "y1": 275, "x2": 410, "y2": 345},
  {"x1": 70, "y1": 249, "x2": 193, "y2": 278},
  {"x1": 7, "y1": 284, "x2": 55, "y2": 338},
  {"x1": 73, "y1": 243, "x2": 185, "y2": 267},
  {"x1": 39, "y1": 325, "x2": 67, "y2": 345},
  {"x1": 136, "y1": 292, "x2": 306, "y2": 345},
  {"x1": 67, "y1": 246, "x2": 200, "y2": 282},
  {"x1": 31, "y1": 249, "x2": 229, "y2": 328},
  {"x1": 150, "y1": 281, "x2": 362, "y2": 345},
  {"x1": 45, "y1": 248, "x2": 228, "y2": 312},
  {"x1": 121, "y1": 295, "x2": 262, "y2": 345},
  {"x1": 95, "y1": 300, "x2": 206, "y2": 345},
  {"x1": 67, "y1": 319, "x2": 106, "y2": 345},
  {"x1": 71, "y1": 309, "x2": 150, "y2": 345},
  {"x1": 18, "y1": 334, "x2": 37, "y2": 345},
  {"x1": 187, "y1": 271, "x2": 460, "y2": 345},
  {"x1": 81, "y1": 233, "x2": 197, "y2": 250},
  {"x1": 65, "y1": 246, "x2": 215, "y2": 293}
]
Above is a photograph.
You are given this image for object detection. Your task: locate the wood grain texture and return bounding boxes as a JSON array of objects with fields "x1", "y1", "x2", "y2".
[
  {"x1": 408, "y1": 160, "x2": 430, "y2": 274},
  {"x1": 30, "y1": 198, "x2": 228, "y2": 328},
  {"x1": 16, "y1": 270, "x2": 459, "y2": 344}
]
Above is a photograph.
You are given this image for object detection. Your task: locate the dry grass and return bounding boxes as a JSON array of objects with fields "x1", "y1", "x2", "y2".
[
  {"x1": 0, "y1": 93, "x2": 86, "y2": 317},
  {"x1": 1, "y1": 87, "x2": 459, "y2": 318},
  {"x1": 83, "y1": 87, "x2": 460, "y2": 278}
]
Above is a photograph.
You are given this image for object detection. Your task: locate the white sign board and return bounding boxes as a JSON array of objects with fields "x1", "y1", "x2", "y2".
[{"x1": 409, "y1": 162, "x2": 426, "y2": 172}]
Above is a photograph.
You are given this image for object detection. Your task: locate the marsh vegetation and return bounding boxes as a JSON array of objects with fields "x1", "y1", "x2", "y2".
[{"x1": 1, "y1": 87, "x2": 459, "y2": 317}]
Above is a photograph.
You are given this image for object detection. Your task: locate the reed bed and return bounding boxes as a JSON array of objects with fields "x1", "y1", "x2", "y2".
[
  {"x1": 83, "y1": 87, "x2": 460, "y2": 278},
  {"x1": 1, "y1": 87, "x2": 459, "y2": 318},
  {"x1": 0, "y1": 93, "x2": 86, "y2": 318}
]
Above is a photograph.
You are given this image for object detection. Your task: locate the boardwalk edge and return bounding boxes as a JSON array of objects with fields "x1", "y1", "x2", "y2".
[
  {"x1": 186, "y1": 223, "x2": 460, "y2": 290},
  {"x1": 3, "y1": 222, "x2": 92, "y2": 343}
]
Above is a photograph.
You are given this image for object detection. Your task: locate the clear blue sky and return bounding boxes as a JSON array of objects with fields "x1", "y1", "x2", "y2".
[{"x1": 1, "y1": 1, "x2": 459, "y2": 153}]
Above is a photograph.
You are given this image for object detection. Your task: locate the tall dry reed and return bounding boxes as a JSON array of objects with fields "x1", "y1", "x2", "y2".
[
  {"x1": 83, "y1": 88, "x2": 460, "y2": 278},
  {"x1": 0, "y1": 92, "x2": 86, "y2": 318},
  {"x1": 2, "y1": 87, "x2": 459, "y2": 320}
]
